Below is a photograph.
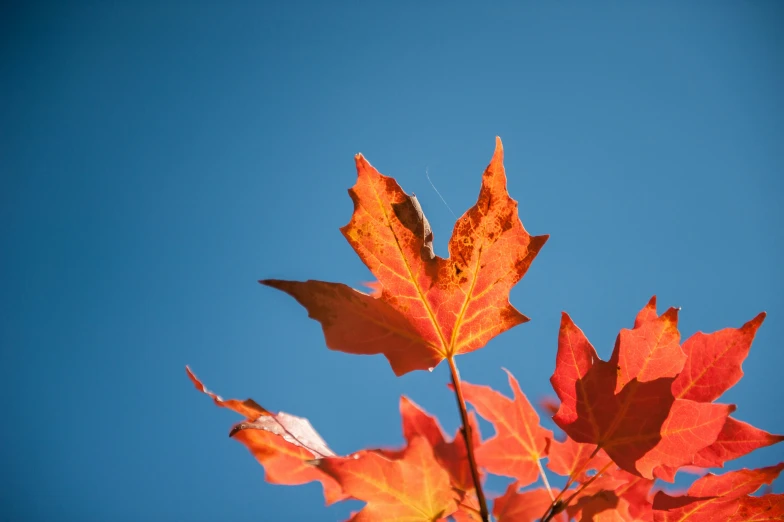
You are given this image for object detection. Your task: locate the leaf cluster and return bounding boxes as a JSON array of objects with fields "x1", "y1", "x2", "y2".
[{"x1": 189, "y1": 139, "x2": 783, "y2": 521}]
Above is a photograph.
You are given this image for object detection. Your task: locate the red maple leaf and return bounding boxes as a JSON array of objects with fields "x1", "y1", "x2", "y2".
[
  {"x1": 550, "y1": 302, "x2": 733, "y2": 478},
  {"x1": 631, "y1": 299, "x2": 780, "y2": 480},
  {"x1": 260, "y1": 138, "x2": 547, "y2": 376},
  {"x1": 652, "y1": 464, "x2": 784, "y2": 521}
]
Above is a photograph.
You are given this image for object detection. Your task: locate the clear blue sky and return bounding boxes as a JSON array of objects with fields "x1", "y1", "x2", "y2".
[{"x1": 2, "y1": 2, "x2": 782, "y2": 521}]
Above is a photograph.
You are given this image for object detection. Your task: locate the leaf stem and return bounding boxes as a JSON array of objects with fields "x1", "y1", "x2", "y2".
[
  {"x1": 447, "y1": 356, "x2": 490, "y2": 522},
  {"x1": 560, "y1": 460, "x2": 614, "y2": 509},
  {"x1": 535, "y1": 457, "x2": 554, "y2": 500},
  {"x1": 540, "y1": 446, "x2": 601, "y2": 522}
]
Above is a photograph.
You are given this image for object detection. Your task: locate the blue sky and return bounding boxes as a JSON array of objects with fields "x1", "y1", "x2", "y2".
[{"x1": 2, "y1": 2, "x2": 782, "y2": 521}]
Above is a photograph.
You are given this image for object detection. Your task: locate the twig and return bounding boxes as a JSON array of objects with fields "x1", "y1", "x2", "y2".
[
  {"x1": 540, "y1": 446, "x2": 601, "y2": 521},
  {"x1": 447, "y1": 356, "x2": 490, "y2": 522},
  {"x1": 560, "y1": 461, "x2": 614, "y2": 509}
]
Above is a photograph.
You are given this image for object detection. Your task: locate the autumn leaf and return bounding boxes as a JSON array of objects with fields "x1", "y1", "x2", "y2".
[
  {"x1": 609, "y1": 306, "x2": 686, "y2": 394},
  {"x1": 633, "y1": 302, "x2": 782, "y2": 477},
  {"x1": 461, "y1": 369, "x2": 553, "y2": 486},
  {"x1": 567, "y1": 490, "x2": 633, "y2": 522},
  {"x1": 261, "y1": 137, "x2": 547, "y2": 376},
  {"x1": 546, "y1": 437, "x2": 611, "y2": 482},
  {"x1": 722, "y1": 494, "x2": 784, "y2": 521},
  {"x1": 610, "y1": 468, "x2": 655, "y2": 520},
  {"x1": 669, "y1": 312, "x2": 782, "y2": 469},
  {"x1": 382, "y1": 396, "x2": 482, "y2": 496},
  {"x1": 186, "y1": 367, "x2": 345, "y2": 504},
  {"x1": 550, "y1": 304, "x2": 732, "y2": 478},
  {"x1": 692, "y1": 417, "x2": 784, "y2": 468},
  {"x1": 493, "y1": 485, "x2": 566, "y2": 522},
  {"x1": 314, "y1": 436, "x2": 458, "y2": 522},
  {"x1": 652, "y1": 464, "x2": 784, "y2": 521},
  {"x1": 671, "y1": 311, "x2": 765, "y2": 402}
]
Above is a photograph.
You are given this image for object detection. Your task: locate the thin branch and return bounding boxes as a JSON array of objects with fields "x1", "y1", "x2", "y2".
[
  {"x1": 560, "y1": 460, "x2": 614, "y2": 509},
  {"x1": 447, "y1": 356, "x2": 490, "y2": 522},
  {"x1": 540, "y1": 445, "x2": 601, "y2": 522}
]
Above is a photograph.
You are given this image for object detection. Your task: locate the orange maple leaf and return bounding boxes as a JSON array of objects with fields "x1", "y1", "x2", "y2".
[
  {"x1": 314, "y1": 436, "x2": 458, "y2": 522},
  {"x1": 186, "y1": 367, "x2": 345, "y2": 504},
  {"x1": 460, "y1": 369, "x2": 553, "y2": 487},
  {"x1": 261, "y1": 137, "x2": 547, "y2": 375},
  {"x1": 546, "y1": 437, "x2": 611, "y2": 482},
  {"x1": 493, "y1": 485, "x2": 566, "y2": 522}
]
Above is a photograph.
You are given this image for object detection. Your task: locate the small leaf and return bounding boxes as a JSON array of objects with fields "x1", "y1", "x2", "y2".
[
  {"x1": 461, "y1": 369, "x2": 553, "y2": 486},
  {"x1": 186, "y1": 367, "x2": 344, "y2": 504},
  {"x1": 315, "y1": 436, "x2": 458, "y2": 522},
  {"x1": 546, "y1": 437, "x2": 611, "y2": 481},
  {"x1": 493, "y1": 484, "x2": 565, "y2": 522},
  {"x1": 397, "y1": 396, "x2": 482, "y2": 494}
]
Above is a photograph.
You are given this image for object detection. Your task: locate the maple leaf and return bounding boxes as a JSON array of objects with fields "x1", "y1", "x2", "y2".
[
  {"x1": 567, "y1": 490, "x2": 633, "y2": 522},
  {"x1": 374, "y1": 398, "x2": 484, "y2": 522},
  {"x1": 652, "y1": 463, "x2": 784, "y2": 521},
  {"x1": 633, "y1": 301, "x2": 781, "y2": 478},
  {"x1": 722, "y1": 494, "x2": 784, "y2": 521},
  {"x1": 380, "y1": 396, "x2": 482, "y2": 497},
  {"x1": 186, "y1": 367, "x2": 345, "y2": 504},
  {"x1": 692, "y1": 417, "x2": 784, "y2": 468},
  {"x1": 546, "y1": 437, "x2": 612, "y2": 482},
  {"x1": 550, "y1": 304, "x2": 732, "y2": 478},
  {"x1": 314, "y1": 436, "x2": 458, "y2": 522},
  {"x1": 460, "y1": 369, "x2": 553, "y2": 486},
  {"x1": 560, "y1": 470, "x2": 650, "y2": 522},
  {"x1": 671, "y1": 311, "x2": 765, "y2": 402},
  {"x1": 610, "y1": 468, "x2": 655, "y2": 520},
  {"x1": 493, "y1": 484, "x2": 566, "y2": 522},
  {"x1": 261, "y1": 137, "x2": 547, "y2": 376}
]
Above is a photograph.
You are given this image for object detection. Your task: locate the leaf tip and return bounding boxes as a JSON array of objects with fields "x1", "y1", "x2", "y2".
[
  {"x1": 229, "y1": 422, "x2": 249, "y2": 438},
  {"x1": 185, "y1": 365, "x2": 202, "y2": 390},
  {"x1": 560, "y1": 311, "x2": 576, "y2": 327},
  {"x1": 749, "y1": 311, "x2": 767, "y2": 329},
  {"x1": 354, "y1": 152, "x2": 370, "y2": 170},
  {"x1": 492, "y1": 136, "x2": 504, "y2": 162},
  {"x1": 662, "y1": 306, "x2": 680, "y2": 323}
]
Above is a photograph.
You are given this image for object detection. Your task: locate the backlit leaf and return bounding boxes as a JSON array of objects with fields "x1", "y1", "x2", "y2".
[
  {"x1": 462, "y1": 369, "x2": 553, "y2": 486},
  {"x1": 261, "y1": 138, "x2": 547, "y2": 375},
  {"x1": 315, "y1": 436, "x2": 458, "y2": 522},
  {"x1": 186, "y1": 367, "x2": 344, "y2": 504},
  {"x1": 652, "y1": 464, "x2": 784, "y2": 521},
  {"x1": 673, "y1": 313, "x2": 766, "y2": 402},
  {"x1": 493, "y1": 485, "x2": 565, "y2": 522},
  {"x1": 551, "y1": 306, "x2": 732, "y2": 478}
]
